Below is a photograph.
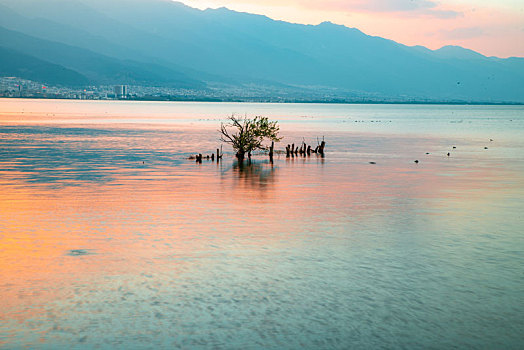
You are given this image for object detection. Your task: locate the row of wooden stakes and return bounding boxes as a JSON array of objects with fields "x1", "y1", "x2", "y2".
[
  {"x1": 190, "y1": 141, "x2": 326, "y2": 163},
  {"x1": 286, "y1": 141, "x2": 326, "y2": 157},
  {"x1": 189, "y1": 148, "x2": 224, "y2": 163}
]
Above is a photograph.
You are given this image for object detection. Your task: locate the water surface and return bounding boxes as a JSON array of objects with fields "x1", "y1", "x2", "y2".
[{"x1": 1, "y1": 99, "x2": 523, "y2": 349}]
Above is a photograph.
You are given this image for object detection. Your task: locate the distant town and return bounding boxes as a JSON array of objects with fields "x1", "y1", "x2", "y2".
[
  {"x1": 0, "y1": 77, "x2": 213, "y2": 101},
  {"x1": 0, "y1": 76, "x2": 390, "y2": 103},
  {"x1": 1, "y1": 77, "x2": 522, "y2": 105}
]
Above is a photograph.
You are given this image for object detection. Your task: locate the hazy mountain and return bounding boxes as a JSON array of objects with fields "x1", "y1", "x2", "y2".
[
  {"x1": 0, "y1": 46, "x2": 89, "y2": 86},
  {"x1": 0, "y1": 1, "x2": 237, "y2": 85},
  {"x1": 0, "y1": 3, "x2": 157, "y2": 64},
  {"x1": 1, "y1": 0, "x2": 523, "y2": 102},
  {"x1": 433, "y1": 46, "x2": 487, "y2": 60},
  {"x1": 0, "y1": 26, "x2": 204, "y2": 88}
]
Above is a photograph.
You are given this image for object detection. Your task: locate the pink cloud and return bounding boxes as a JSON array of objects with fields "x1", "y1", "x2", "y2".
[
  {"x1": 319, "y1": 0, "x2": 463, "y2": 18},
  {"x1": 193, "y1": 0, "x2": 463, "y2": 18}
]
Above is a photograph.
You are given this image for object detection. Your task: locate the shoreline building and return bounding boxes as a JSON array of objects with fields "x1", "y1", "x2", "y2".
[{"x1": 114, "y1": 85, "x2": 128, "y2": 99}]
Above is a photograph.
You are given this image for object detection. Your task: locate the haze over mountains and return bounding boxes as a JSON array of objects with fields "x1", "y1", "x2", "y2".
[{"x1": 1, "y1": 0, "x2": 523, "y2": 102}]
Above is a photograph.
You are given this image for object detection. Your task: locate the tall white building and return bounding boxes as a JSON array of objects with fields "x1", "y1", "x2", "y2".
[{"x1": 114, "y1": 85, "x2": 128, "y2": 99}]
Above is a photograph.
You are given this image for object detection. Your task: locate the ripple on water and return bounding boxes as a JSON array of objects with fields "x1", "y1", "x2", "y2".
[{"x1": 66, "y1": 249, "x2": 96, "y2": 256}]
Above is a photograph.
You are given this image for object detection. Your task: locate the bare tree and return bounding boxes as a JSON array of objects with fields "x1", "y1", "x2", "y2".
[{"x1": 220, "y1": 115, "x2": 281, "y2": 162}]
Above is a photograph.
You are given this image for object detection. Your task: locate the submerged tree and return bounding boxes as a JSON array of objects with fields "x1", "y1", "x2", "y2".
[{"x1": 220, "y1": 115, "x2": 281, "y2": 162}]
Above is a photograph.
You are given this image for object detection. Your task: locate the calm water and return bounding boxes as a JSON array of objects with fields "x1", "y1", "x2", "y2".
[{"x1": 1, "y1": 99, "x2": 523, "y2": 349}]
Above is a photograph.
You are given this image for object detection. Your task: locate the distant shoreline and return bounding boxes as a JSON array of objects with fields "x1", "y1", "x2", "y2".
[{"x1": 1, "y1": 96, "x2": 523, "y2": 106}]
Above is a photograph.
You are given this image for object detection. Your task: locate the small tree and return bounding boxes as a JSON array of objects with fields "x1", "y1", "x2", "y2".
[{"x1": 220, "y1": 115, "x2": 281, "y2": 162}]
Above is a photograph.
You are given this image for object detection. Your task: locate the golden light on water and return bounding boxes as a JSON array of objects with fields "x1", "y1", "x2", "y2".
[{"x1": 1, "y1": 99, "x2": 523, "y2": 348}]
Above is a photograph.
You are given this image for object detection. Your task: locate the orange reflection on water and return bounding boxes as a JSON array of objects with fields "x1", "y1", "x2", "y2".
[
  {"x1": 2, "y1": 154, "x2": 517, "y2": 306},
  {"x1": 1, "y1": 117, "x2": 523, "y2": 349}
]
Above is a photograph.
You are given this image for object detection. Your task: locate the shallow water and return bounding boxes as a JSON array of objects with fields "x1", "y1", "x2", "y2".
[{"x1": 1, "y1": 99, "x2": 523, "y2": 349}]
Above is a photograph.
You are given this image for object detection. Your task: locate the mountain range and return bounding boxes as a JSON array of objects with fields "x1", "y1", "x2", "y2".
[{"x1": 1, "y1": 0, "x2": 523, "y2": 102}]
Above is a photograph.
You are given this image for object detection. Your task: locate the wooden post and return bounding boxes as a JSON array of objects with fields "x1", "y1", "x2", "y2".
[
  {"x1": 291, "y1": 143, "x2": 295, "y2": 157},
  {"x1": 307, "y1": 145, "x2": 311, "y2": 156},
  {"x1": 286, "y1": 145, "x2": 290, "y2": 157},
  {"x1": 319, "y1": 141, "x2": 326, "y2": 156}
]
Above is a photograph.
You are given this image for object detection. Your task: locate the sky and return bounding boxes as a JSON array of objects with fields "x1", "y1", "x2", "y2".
[{"x1": 178, "y1": 0, "x2": 524, "y2": 57}]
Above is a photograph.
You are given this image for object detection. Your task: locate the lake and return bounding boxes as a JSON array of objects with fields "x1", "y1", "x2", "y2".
[{"x1": 1, "y1": 99, "x2": 523, "y2": 349}]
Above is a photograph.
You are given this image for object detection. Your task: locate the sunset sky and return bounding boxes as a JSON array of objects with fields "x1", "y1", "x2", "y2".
[{"x1": 179, "y1": 0, "x2": 524, "y2": 58}]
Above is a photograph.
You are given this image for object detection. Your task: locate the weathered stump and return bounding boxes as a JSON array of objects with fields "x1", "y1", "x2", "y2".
[
  {"x1": 319, "y1": 141, "x2": 326, "y2": 156},
  {"x1": 269, "y1": 141, "x2": 274, "y2": 163}
]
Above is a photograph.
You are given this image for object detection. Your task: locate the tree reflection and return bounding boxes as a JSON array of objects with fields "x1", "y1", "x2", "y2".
[{"x1": 231, "y1": 159, "x2": 277, "y2": 193}]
